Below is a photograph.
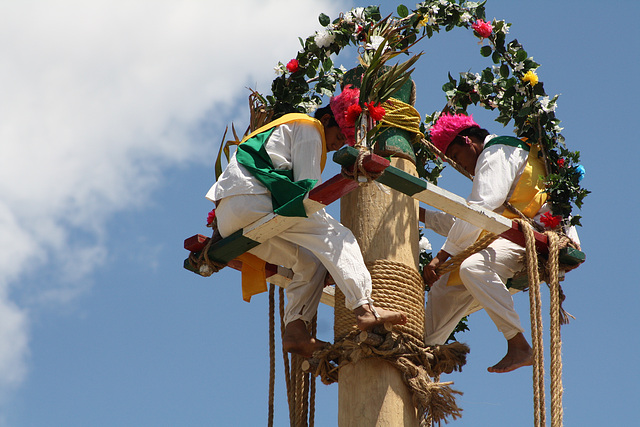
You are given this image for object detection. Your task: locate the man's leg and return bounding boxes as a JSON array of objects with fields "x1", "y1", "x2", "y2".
[
  {"x1": 424, "y1": 273, "x2": 479, "y2": 345},
  {"x1": 278, "y1": 209, "x2": 406, "y2": 329},
  {"x1": 217, "y1": 194, "x2": 328, "y2": 357},
  {"x1": 458, "y1": 238, "x2": 532, "y2": 373}
]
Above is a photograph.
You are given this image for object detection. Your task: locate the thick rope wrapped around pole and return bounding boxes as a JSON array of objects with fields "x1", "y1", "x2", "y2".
[
  {"x1": 329, "y1": 259, "x2": 469, "y2": 424},
  {"x1": 303, "y1": 329, "x2": 469, "y2": 424}
]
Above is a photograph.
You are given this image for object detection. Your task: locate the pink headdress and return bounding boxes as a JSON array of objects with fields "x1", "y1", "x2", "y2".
[
  {"x1": 430, "y1": 113, "x2": 480, "y2": 154},
  {"x1": 330, "y1": 85, "x2": 360, "y2": 146}
]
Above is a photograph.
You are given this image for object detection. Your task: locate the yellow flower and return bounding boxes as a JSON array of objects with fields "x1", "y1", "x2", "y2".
[
  {"x1": 523, "y1": 70, "x2": 539, "y2": 87},
  {"x1": 417, "y1": 15, "x2": 430, "y2": 29}
]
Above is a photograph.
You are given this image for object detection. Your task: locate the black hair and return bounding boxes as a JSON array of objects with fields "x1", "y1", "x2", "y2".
[
  {"x1": 314, "y1": 105, "x2": 339, "y2": 127},
  {"x1": 450, "y1": 126, "x2": 490, "y2": 148}
]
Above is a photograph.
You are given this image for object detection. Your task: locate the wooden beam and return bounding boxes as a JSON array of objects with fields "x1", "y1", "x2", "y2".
[{"x1": 336, "y1": 146, "x2": 585, "y2": 262}]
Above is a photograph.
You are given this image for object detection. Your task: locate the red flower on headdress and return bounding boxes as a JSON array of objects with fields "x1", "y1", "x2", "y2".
[
  {"x1": 540, "y1": 212, "x2": 562, "y2": 229},
  {"x1": 286, "y1": 59, "x2": 299, "y2": 73},
  {"x1": 557, "y1": 158, "x2": 565, "y2": 168},
  {"x1": 345, "y1": 104, "x2": 363, "y2": 126},
  {"x1": 206, "y1": 209, "x2": 216, "y2": 226},
  {"x1": 365, "y1": 102, "x2": 386, "y2": 121},
  {"x1": 471, "y1": 19, "x2": 493, "y2": 38}
]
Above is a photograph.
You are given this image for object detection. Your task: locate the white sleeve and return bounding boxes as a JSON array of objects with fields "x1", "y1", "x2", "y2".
[
  {"x1": 423, "y1": 209, "x2": 455, "y2": 237},
  {"x1": 442, "y1": 145, "x2": 526, "y2": 256},
  {"x1": 291, "y1": 122, "x2": 323, "y2": 185}
]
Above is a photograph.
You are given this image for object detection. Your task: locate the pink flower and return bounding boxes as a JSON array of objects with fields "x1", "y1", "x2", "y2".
[
  {"x1": 540, "y1": 212, "x2": 562, "y2": 229},
  {"x1": 345, "y1": 103, "x2": 363, "y2": 126},
  {"x1": 206, "y1": 209, "x2": 216, "y2": 226},
  {"x1": 472, "y1": 19, "x2": 493, "y2": 38},
  {"x1": 286, "y1": 59, "x2": 299, "y2": 73},
  {"x1": 365, "y1": 102, "x2": 386, "y2": 121}
]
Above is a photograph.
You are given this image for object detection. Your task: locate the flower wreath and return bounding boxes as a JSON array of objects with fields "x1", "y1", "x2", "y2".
[{"x1": 243, "y1": 0, "x2": 588, "y2": 228}]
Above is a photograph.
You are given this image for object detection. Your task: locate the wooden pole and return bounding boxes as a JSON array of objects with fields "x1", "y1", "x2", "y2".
[{"x1": 337, "y1": 156, "x2": 421, "y2": 426}]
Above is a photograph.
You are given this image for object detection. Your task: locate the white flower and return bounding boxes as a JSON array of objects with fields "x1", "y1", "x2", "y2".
[
  {"x1": 314, "y1": 30, "x2": 336, "y2": 48},
  {"x1": 352, "y1": 7, "x2": 366, "y2": 22},
  {"x1": 339, "y1": 65, "x2": 347, "y2": 73},
  {"x1": 365, "y1": 35, "x2": 386, "y2": 51},
  {"x1": 344, "y1": 12, "x2": 354, "y2": 23},
  {"x1": 431, "y1": 5, "x2": 440, "y2": 14},
  {"x1": 439, "y1": 0, "x2": 448, "y2": 5},
  {"x1": 460, "y1": 12, "x2": 472, "y2": 23},
  {"x1": 274, "y1": 64, "x2": 286, "y2": 75},
  {"x1": 539, "y1": 96, "x2": 557, "y2": 113},
  {"x1": 513, "y1": 62, "x2": 524, "y2": 72},
  {"x1": 419, "y1": 236, "x2": 432, "y2": 252}
]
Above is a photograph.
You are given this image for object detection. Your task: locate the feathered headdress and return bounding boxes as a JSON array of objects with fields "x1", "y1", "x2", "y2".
[
  {"x1": 430, "y1": 113, "x2": 480, "y2": 154},
  {"x1": 329, "y1": 85, "x2": 360, "y2": 146}
]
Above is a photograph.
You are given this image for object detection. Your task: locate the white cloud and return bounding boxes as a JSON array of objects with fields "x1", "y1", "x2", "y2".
[{"x1": 0, "y1": 0, "x2": 342, "y2": 397}]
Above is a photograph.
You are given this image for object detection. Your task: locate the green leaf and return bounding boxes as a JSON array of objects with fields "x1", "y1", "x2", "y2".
[
  {"x1": 318, "y1": 13, "x2": 330, "y2": 27},
  {"x1": 480, "y1": 45, "x2": 492, "y2": 57},
  {"x1": 397, "y1": 4, "x2": 409, "y2": 18},
  {"x1": 500, "y1": 63, "x2": 510, "y2": 78}
]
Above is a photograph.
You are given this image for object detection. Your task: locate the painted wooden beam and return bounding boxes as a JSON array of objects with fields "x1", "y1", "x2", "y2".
[
  {"x1": 336, "y1": 146, "x2": 584, "y2": 262},
  {"x1": 184, "y1": 234, "x2": 336, "y2": 306}
]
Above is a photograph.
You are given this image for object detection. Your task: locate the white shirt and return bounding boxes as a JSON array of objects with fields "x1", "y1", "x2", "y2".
[
  {"x1": 206, "y1": 120, "x2": 324, "y2": 202},
  {"x1": 442, "y1": 135, "x2": 551, "y2": 256}
]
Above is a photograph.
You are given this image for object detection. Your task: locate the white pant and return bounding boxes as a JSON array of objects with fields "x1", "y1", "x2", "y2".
[
  {"x1": 216, "y1": 193, "x2": 372, "y2": 325},
  {"x1": 425, "y1": 238, "x2": 525, "y2": 344}
]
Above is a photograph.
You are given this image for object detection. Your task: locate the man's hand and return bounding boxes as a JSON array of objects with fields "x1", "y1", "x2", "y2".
[{"x1": 422, "y1": 250, "x2": 451, "y2": 286}]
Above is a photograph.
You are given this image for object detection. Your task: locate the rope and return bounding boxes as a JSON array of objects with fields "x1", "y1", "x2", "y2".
[
  {"x1": 277, "y1": 286, "x2": 316, "y2": 427},
  {"x1": 517, "y1": 219, "x2": 568, "y2": 427},
  {"x1": 187, "y1": 235, "x2": 226, "y2": 277},
  {"x1": 547, "y1": 232, "x2": 564, "y2": 427},
  {"x1": 435, "y1": 232, "x2": 499, "y2": 277},
  {"x1": 334, "y1": 260, "x2": 426, "y2": 347},
  {"x1": 304, "y1": 329, "x2": 470, "y2": 424},
  {"x1": 330, "y1": 259, "x2": 469, "y2": 423},
  {"x1": 380, "y1": 98, "x2": 422, "y2": 140},
  {"x1": 518, "y1": 219, "x2": 546, "y2": 427},
  {"x1": 268, "y1": 284, "x2": 276, "y2": 427},
  {"x1": 340, "y1": 145, "x2": 385, "y2": 184}
]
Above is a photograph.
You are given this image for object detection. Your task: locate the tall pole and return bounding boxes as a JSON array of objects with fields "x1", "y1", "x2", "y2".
[{"x1": 335, "y1": 69, "x2": 422, "y2": 426}]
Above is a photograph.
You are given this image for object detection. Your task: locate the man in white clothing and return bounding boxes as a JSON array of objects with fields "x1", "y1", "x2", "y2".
[
  {"x1": 207, "y1": 92, "x2": 406, "y2": 358},
  {"x1": 422, "y1": 113, "x2": 559, "y2": 373}
]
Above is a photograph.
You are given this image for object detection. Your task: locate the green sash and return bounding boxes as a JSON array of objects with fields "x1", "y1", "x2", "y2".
[
  {"x1": 236, "y1": 128, "x2": 317, "y2": 218},
  {"x1": 484, "y1": 135, "x2": 530, "y2": 151}
]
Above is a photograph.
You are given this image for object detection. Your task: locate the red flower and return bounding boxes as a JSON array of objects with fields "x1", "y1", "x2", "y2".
[
  {"x1": 540, "y1": 212, "x2": 562, "y2": 229},
  {"x1": 206, "y1": 209, "x2": 216, "y2": 226},
  {"x1": 286, "y1": 59, "x2": 299, "y2": 73},
  {"x1": 365, "y1": 102, "x2": 386, "y2": 121},
  {"x1": 345, "y1": 104, "x2": 363, "y2": 125},
  {"x1": 471, "y1": 19, "x2": 493, "y2": 38},
  {"x1": 557, "y1": 158, "x2": 565, "y2": 168}
]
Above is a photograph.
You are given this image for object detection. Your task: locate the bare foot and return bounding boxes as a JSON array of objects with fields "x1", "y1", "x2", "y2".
[
  {"x1": 282, "y1": 319, "x2": 327, "y2": 358},
  {"x1": 354, "y1": 304, "x2": 407, "y2": 331},
  {"x1": 487, "y1": 333, "x2": 533, "y2": 373}
]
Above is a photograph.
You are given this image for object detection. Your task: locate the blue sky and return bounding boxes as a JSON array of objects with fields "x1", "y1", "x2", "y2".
[{"x1": 1, "y1": 0, "x2": 638, "y2": 426}]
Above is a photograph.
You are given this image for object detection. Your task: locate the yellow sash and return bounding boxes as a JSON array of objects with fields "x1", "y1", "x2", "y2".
[
  {"x1": 238, "y1": 113, "x2": 327, "y2": 301},
  {"x1": 446, "y1": 142, "x2": 548, "y2": 286}
]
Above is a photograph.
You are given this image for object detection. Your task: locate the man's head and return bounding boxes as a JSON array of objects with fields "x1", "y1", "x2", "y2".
[
  {"x1": 314, "y1": 105, "x2": 346, "y2": 152},
  {"x1": 430, "y1": 113, "x2": 488, "y2": 176}
]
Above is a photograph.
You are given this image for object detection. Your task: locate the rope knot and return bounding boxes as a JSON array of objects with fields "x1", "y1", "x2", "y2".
[{"x1": 340, "y1": 145, "x2": 384, "y2": 185}]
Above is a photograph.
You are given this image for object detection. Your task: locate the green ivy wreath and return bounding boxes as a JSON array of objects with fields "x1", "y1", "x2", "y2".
[{"x1": 254, "y1": 0, "x2": 588, "y2": 226}]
